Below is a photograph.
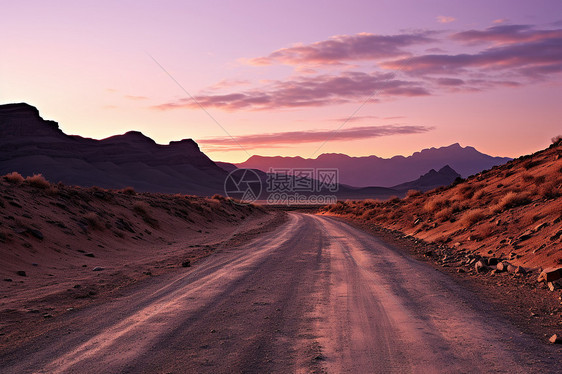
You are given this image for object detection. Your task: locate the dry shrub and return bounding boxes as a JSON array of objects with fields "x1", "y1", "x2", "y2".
[
  {"x1": 451, "y1": 201, "x2": 468, "y2": 213},
  {"x1": 524, "y1": 160, "x2": 541, "y2": 170},
  {"x1": 424, "y1": 196, "x2": 448, "y2": 213},
  {"x1": 84, "y1": 212, "x2": 104, "y2": 230},
  {"x1": 133, "y1": 201, "x2": 159, "y2": 228},
  {"x1": 459, "y1": 184, "x2": 475, "y2": 199},
  {"x1": 121, "y1": 186, "x2": 136, "y2": 195},
  {"x1": 522, "y1": 173, "x2": 535, "y2": 183},
  {"x1": 538, "y1": 180, "x2": 562, "y2": 199},
  {"x1": 26, "y1": 174, "x2": 50, "y2": 189},
  {"x1": 460, "y1": 208, "x2": 487, "y2": 227},
  {"x1": 472, "y1": 189, "x2": 486, "y2": 200},
  {"x1": 435, "y1": 207, "x2": 454, "y2": 222},
  {"x1": 552, "y1": 135, "x2": 562, "y2": 144},
  {"x1": 4, "y1": 171, "x2": 24, "y2": 184},
  {"x1": 493, "y1": 191, "x2": 532, "y2": 212},
  {"x1": 406, "y1": 189, "x2": 421, "y2": 198}
]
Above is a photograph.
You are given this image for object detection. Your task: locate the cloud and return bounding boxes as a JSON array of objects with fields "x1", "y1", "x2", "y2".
[
  {"x1": 246, "y1": 32, "x2": 435, "y2": 66},
  {"x1": 197, "y1": 124, "x2": 432, "y2": 150},
  {"x1": 437, "y1": 16, "x2": 456, "y2": 24},
  {"x1": 206, "y1": 79, "x2": 251, "y2": 90},
  {"x1": 452, "y1": 24, "x2": 562, "y2": 45},
  {"x1": 382, "y1": 29, "x2": 562, "y2": 79},
  {"x1": 124, "y1": 95, "x2": 148, "y2": 101},
  {"x1": 152, "y1": 71, "x2": 430, "y2": 111}
]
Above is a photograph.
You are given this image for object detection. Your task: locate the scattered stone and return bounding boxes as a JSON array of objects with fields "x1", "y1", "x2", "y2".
[
  {"x1": 28, "y1": 229, "x2": 43, "y2": 240},
  {"x1": 475, "y1": 260, "x2": 489, "y2": 273},
  {"x1": 537, "y1": 267, "x2": 562, "y2": 283},
  {"x1": 143, "y1": 271, "x2": 152, "y2": 276},
  {"x1": 210, "y1": 329, "x2": 216, "y2": 333},
  {"x1": 549, "y1": 334, "x2": 561, "y2": 344},
  {"x1": 84, "y1": 253, "x2": 95, "y2": 258},
  {"x1": 507, "y1": 264, "x2": 518, "y2": 273},
  {"x1": 514, "y1": 266, "x2": 526, "y2": 274},
  {"x1": 424, "y1": 250, "x2": 433, "y2": 257},
  {"x1": 182, "y1": 260, "x2": 191, "y2": 268},
  {"x1": 32, "y1": 263, "x2": 38, "y2": 267},
  {"x1": 487, "y1": 257, "x2": 499, "y2": 266},
  {"x1": 16, "y1": 270, "x2": 26, "y2": 277},
  {"x1": 4, "y1": 278, "x2": 13, "y2": 282},
  {"x1": 496, "y1": 262, "x2": 511, "y2": 273},
  {"x1": 457, "y1": 268, "x2": 466, "y2": 273},
  {"x1": 92, "y1": 266, "x2": 104, "y2": 271},
  {"x1": 548, "y1": 282, "x2": 558, "y2": 292},
  {"x1": 43, "y1": 313, "x2": 53, "y2": 319}
]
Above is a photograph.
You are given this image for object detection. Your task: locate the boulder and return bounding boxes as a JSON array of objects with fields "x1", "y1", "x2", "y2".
[
  {"x1": 475, "y1": 260, "x2": 489, "y2": 273},
  {"x1": 496, "y1": 261, "x2": 511, "y2": 272},
  {"x1": 537, "y1": 267, "x2": 562, "y2": 283},
  {"x1": 549, "y1": 334, "x2": 561, "y2": 344}
]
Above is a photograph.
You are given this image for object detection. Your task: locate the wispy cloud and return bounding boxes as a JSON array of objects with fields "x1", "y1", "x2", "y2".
[
  {"x1": 152, "y1": 72, "x2": 429, "y2": 111},
  {"x1": 437, "y1": 16, "x2": 456, "y2": 24},
  {"x1": 382, "y1": 27, "x2": 562, "y2": 79},
  {"x1": 198, "y1": 124, "x2": 432, "y2": 151},
  {"x1": 246, "y1": 32, "x2": 435, "y2": 66},
  {"x1": 452, "y1": 24, "x2": 562, "y2": 45},
  {"x1": 124, "y1": 95, "x2": 149, "y2": 101}
]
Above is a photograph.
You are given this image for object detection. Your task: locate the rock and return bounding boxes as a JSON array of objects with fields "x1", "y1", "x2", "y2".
[
  {"x1": 457, "y1": 268, "x2": 466, "y2": 273},
  {"x1": 506, "y1": 264, "x2": 518, "y2": 273},
  {"x1": 424, "y1": 250, "x2": 433, "y2": 257},
  {"x1": 4, "y1": 278, "x2": 13, "y2": 282},
  {"x1": 514, "y1": 266, "x2": 526, "y2": 274},
  {"x1": 84, "y1": 253, "x2": 95, "y2": 258},
  {"x1": 475, "y1": 260, "x2": 489, "y2": 273},
  {"x1": 28, "y1": 229, "x2": 43, "y2": 240},
  {"x1": 488, "y1": 257, "x2": 499, "y2": 266},
  {"x1": 549, "y1": 334, "x2": 561, "y2": 344},
  {"x1": 547, "y1": 282, "x2": 558, "y2": 292},
  {"x1": 182, "y1": 260, "x2": 191, "y2": 268},
  {"x1": 143, "y1": 271, "x2": 152, "y2": 276},
  {"x1": 538, "y1": 267, "x2": 562, "y2": 283},
  {"x1": 92, "y1": 266, "x2": 104, "y2": 271},
  {"x1": 16, "y1": 270, "x2": 26, "y2": 277},
  {"x1": 496, "y1": 262, "x2": 511, "y2": 272}
]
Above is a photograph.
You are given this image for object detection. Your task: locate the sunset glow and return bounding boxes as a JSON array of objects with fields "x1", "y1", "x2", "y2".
[{"x1": 2, "y1": 0, "x2": 561, "y2": 162}]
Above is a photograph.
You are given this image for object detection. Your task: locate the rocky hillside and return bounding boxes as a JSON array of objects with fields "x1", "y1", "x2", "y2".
[
  {"x1": 0, "y1": 103, "x2": 227, "y2": 195},
  {"x1": 321, "y1": 140, "x2": 562, "y2": 271}
]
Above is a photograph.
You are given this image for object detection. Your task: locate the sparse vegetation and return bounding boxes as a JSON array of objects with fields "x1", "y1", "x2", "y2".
[
  {"x1": 25, "y1": 174, "x2": 50, "y2": 189},
  {"x1": 121, "y1": 186, "x2": 136, "y2": 195},
  {"x1": 460, "y1": 209, "x2": 487, "y2": 227},
  {"x1": 493, "y1": 191, "x2": 532, "y2": 213},
  {"x1": 84, "y1": 212, "x2": 104, "y2": 230},
  {"x1": 4, "y1": 172, "x2": 24, "y2": 184}
]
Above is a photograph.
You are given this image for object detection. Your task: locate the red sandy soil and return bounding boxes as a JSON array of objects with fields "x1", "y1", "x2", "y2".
[
  {"x1": 321, "y1": 140, "x2": 562, "y2": 271},
  {"x1": 319, "y1": 140, "x2": 562, "y2": 342},
  {"x1": 0, "y1": 175, "x2": 284, "y2": 347}
]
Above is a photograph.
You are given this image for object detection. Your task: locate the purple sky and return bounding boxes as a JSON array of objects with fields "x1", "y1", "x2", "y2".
[{"x1": 2, "y1": 0, "x2": 561, "y2": 162}]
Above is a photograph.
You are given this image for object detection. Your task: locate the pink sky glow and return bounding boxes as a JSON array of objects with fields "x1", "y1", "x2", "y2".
[{"x1": 2, "y1": 0, "x2": 561, "y2": 162}]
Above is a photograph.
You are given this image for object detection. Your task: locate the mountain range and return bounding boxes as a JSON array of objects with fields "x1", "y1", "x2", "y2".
[
  {"x1": 234, "y1": 145, "x2": 511, "y2": 187},
  {"x1": 0, "y1": 103, "x2": 509, "y2": 198}
]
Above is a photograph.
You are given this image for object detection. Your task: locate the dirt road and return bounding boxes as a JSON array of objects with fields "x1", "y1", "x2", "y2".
[{"x1": 1, "y1": 213, "x2": 560, "y2": 373}]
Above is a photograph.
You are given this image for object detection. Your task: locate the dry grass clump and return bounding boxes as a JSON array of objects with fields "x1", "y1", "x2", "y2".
[
  {"x1": 133, "y1": 201, "x2": 159, "y2": 228},
  {"x1": 538, "y1": 179, "x2": 562, "y2": 199},
  {"x1": 121, "y1": 186, "x2": 136, "y2": 195},
  {"x1": 424, "y1": 196, "x2": 448, "y2": 213},
  {"x1": 406, "y1": 189, "x2": 421, "y2": 198},
  {"x1": 435, "y1": 207, "x2": 454, "y2": 222},
  {"x1": 84, "y1": 212, "x2": 104, "y2": 230},
  {"x1": 460, "y1": 208, "x2": 487, "y2": 227},
  {"x1": 522, "y1": 173, "x2": 535, "y2": 183},
  {"x1": 26, "y1": 174, "x2": 50, "y2": 189},
  {"x1": 4, "y1": 171, "x2": 25, "y2": 184},
  {"x1": 493, "y1": 191, "x2": 532, "y2": 213}
]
